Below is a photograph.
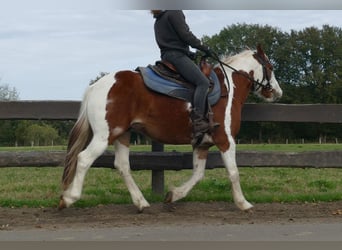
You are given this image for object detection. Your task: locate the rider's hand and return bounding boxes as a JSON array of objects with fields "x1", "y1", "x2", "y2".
[
  {"x1": 201, "y1": 46, "x2": 216, "y2": 59},
  {"x1": 187, "y1": 51, "x2": 197, "y2": 60}
]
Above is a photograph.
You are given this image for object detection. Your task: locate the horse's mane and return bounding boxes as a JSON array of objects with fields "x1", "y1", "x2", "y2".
[
  {"x1": 220, "y1": 49, "x2": 254, "y2": 65},
  {"x1": 89, "y1": 72, "x2": 109, "y2": 85}
]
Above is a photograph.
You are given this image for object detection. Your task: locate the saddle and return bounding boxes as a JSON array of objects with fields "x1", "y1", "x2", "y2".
[
  {"x1": 137, "y1": 58, "x2": 221, "y2": 106},
  {"x1": 150, "y1": 61, "x2": 194, "y2": 89}
]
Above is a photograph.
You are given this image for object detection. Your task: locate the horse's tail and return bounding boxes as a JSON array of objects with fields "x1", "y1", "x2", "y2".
[{"x1": 62, "y1": 88, "x2": 93, "y2": 190}]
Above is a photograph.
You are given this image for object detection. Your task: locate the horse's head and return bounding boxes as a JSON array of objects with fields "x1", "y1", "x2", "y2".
[{"x1": 250, "y1": 44, "x2": 282, "y2": 102}]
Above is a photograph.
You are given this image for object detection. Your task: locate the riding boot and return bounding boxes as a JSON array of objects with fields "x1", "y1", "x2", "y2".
[{"x1": 190, "y1": 109, "x2": 210, "y2": 146}]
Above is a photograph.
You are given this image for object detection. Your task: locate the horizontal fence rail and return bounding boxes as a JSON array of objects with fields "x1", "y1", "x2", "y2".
[
  {"x1": 0, "y1": 101, "x2": 341, "y2": 194},
  {"x1": 1, "y1": 151, "x2": 341, "y2": 169},
  {"x1": 0, "y1": 101, "x2": 81, "y2": 120},
  {"x1": 1, "y1": 101, "x2": 342, "y2": 123}
]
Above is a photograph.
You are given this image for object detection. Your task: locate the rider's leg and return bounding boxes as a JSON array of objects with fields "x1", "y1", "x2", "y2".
[{"x1": 162, "y1": 50, "x2": 210, "y2": 145}]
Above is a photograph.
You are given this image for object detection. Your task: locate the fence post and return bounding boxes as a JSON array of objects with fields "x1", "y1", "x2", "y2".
[{"x1": 151, "y1": 141, "x2": 165, "y2": 195}]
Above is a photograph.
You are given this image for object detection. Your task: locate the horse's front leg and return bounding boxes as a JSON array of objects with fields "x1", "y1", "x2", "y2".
[
  {"x1": 165, "y1": 147, "x2": 208, "y2": 203},
  {"x1": 221, "y1": 142, "x2": 253, "y2": 211},
  {"x1": 114, "y1": 134, "x2": 150, "y2": 212}
]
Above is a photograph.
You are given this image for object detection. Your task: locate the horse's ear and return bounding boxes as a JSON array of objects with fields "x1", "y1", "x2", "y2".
[{"x1": 256, "y1": 44, "x2": 264, "y2": 56}]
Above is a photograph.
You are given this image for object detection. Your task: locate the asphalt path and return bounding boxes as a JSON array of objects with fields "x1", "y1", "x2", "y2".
[{"x1": 0, "y1": 222, "x2": 341, "y2": 241}]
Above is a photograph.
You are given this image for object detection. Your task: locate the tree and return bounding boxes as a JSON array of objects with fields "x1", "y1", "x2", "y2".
[
  {"x1": 0, "y1": 80, "x2": 20, "y2": 146},
  {"x1": 0, "y1": 80, "x2": 67, "y2": 146},
  {"x1": 0, "y1": 82, "x2": 19, "y2": 101},
  {"x1": 16, "y1": 122, "x2": 59, "y2": 146}
]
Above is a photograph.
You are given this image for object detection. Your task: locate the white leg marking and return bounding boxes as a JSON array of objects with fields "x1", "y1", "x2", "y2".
[
  {"x1": 63, "y1": 136, "x2": 108, "y2": 207},
  {"x1": 221, "y1": 68, "x2": 252, "y2": 210},
  {"x1": 114, "y1": 140, "x2": 150, "y2": 211},
  {"x1": 221, "y1": 143, "x2": 253, "y2": 211},
  {"x1": 171, "y1": 148, "x2": 206, "y2": 202},
  {"x1": 112, "y1": 127, "x2": 124, "y2": 137}
]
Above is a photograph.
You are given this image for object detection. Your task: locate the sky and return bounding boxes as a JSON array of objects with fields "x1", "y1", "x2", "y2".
[{"x1": 0, "y1": 1, "x2": 341, "y2": 100}]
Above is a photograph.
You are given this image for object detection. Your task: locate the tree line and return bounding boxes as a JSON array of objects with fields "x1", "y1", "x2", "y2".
[
  {"x1": 0, "y1": 82, "x2": 74, "y2": 146},
  {"x1": 0, "y1": 24, "x2": 341, "y2": 146}
]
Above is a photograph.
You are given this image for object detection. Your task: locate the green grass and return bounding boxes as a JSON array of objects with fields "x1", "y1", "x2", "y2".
[
  {"x1": 0, "y1": 167, "x2": 341, "y2": 208},
  {"x1": 0, "y1": 143, "x2": 341, "y2": 208}
]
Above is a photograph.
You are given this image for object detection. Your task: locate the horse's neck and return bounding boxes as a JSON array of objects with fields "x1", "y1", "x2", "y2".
[
  {"x1": 229, "y1": 55, "x2": 256, "y2": 104},
  {"x1": 227, "y1": 75, "x2": 251, "y2": 137},
  {"x1": 231, "y1": 71, "x2": 252, "y2": 107}
]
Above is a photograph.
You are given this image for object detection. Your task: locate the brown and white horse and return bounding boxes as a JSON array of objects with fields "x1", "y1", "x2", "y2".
[{"x1": 59, "y1": 45, "x2": 282, "y2": 212}]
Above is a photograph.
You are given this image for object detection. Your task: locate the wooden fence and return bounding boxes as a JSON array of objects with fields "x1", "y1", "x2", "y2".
[
  {"x1": 0, "y1": 101, "x2": 341, "y2": 194},
  {"x1": 1, "y1": 101, "x2": 342, "y2": 123}
]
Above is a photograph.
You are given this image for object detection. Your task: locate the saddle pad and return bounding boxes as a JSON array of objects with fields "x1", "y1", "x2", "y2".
[{"x1": 138, "y1": 66, "x2": 221, "y2": 106}]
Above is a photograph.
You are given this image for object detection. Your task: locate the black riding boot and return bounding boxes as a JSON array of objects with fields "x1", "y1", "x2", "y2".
[{"x1": 190, "y1": 109, "x2": 210, "y2": 146}]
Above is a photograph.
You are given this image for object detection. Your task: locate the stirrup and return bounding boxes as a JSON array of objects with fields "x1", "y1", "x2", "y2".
[
  {"x1": 205, "y1": 106, "x2": 219, "y2": 132},
  {"x1": 191, "y1": 133, "x2": 205, "y2": 147},
  {"x1": 207, "y1": 111, "x2": 220, "y2": 133},
  {"x1": 191, "y1": 132, "x2": 214, "y2": 148}
]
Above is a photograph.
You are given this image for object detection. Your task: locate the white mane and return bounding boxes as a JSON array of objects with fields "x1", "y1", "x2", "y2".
[{"x1": 220, "y1": 49, "x2": 255, "y2": 65}]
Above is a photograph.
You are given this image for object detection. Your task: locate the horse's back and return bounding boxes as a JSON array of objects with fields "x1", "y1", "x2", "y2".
[
  {"x1": 115, "y1": 70, "x2": 140, "y2": 80},
  {"x1": 87, "y1": 72, "x2": 116, "y2": 96}
]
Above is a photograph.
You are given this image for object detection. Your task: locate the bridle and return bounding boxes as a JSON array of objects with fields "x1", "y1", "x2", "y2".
[
  {"x1": 210, "y1": 51, "x2": 273, "y2": 93},
  {"x1": 252, "y1": 53, "x2": 273, "y2": 92}
]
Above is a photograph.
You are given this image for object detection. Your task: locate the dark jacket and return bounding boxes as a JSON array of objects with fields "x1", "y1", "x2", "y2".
[{"x1": 153, "y1": 10, "x2": 208, "y2": 57}]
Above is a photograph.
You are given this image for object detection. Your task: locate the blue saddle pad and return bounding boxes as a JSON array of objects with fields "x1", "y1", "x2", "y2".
[{"x1": 138, "y1": 66, "x2": 221, "y2": 106}]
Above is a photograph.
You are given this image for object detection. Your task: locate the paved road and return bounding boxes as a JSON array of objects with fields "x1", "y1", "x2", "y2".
[{"x1": 0, "y1": 223, "x2": 341, "y2": 241}]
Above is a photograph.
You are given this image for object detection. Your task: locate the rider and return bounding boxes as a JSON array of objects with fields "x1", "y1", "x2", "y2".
[{"x1": 151, "y1": 10, "x2": 216, "y2": 146}]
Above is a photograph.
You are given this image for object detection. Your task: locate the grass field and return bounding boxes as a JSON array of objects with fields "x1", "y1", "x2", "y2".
[{"x1": 0, "y1": 143, "x2": 341, "y2": 208}]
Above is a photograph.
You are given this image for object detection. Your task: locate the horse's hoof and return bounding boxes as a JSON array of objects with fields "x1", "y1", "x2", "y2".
[
  {"x1": 244, "y1": 207, "x2": 254, "y2": 214},
  {"x1": 163, "y1": 202, "x2": 177, "y2": 212},
  {"x1": 58, "y1": 196, "x2": 67, "y2": 211},
  {"x1": 137, "y1": 205, "x2": 148, "y2": 214},
  {"x1": 163, "y1": 192, "x2": 176, "y2": 212},
  {"x1": 137, "y1": 208, "x2": 144, "y2": 214},
  {"x1": 164, "y1": 191, "x2": 173, "y2": 203}
]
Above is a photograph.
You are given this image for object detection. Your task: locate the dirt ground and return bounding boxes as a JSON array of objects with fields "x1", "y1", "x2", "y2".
[{"x1": 1, "y1": 201, "x2": 342, "y2": 231}]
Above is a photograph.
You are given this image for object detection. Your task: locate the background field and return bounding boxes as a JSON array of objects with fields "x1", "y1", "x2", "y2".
[{"x1": 0, "y1": 144, "x2": 341, "y2": 208}]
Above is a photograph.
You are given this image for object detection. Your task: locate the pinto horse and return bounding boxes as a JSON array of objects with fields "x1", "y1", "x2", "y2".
[{"x1": 59, "y1": 44, "x2": 282, "y2": 212}]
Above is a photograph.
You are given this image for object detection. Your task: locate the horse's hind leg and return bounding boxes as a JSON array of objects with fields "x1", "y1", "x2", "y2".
[
  {"x1": 114, "y1": 132, "x2": 150, "y2": 212},
  {"x1": 165, "y1": 147, "x2": 208, "y2": 203},
  {"x1": 62, "y1": 135, "x2": 108, "y2": 207},
  {"x1": 221, "y1": 142, "x2": 253, "y2": 211}
]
